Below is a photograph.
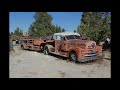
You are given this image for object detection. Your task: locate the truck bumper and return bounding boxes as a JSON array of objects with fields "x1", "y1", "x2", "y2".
[{"x1": 78, "y1": 54, "x2": 104, "y2": 62}]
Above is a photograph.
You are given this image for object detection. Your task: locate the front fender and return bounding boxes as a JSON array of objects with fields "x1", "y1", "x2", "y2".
[{"x1": 67, "y1": 48, "x2": 81, "y2": 58}]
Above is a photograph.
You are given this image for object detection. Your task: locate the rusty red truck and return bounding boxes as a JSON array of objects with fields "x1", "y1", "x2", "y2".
[
  {"x1": 20, "y1": 34, "x2": 46, "y2": 52},
  {"x1": 20, "y1": 32, "x2": 104, "y2": 62}
]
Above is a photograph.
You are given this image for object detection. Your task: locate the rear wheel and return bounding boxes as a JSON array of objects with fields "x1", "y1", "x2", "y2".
[
  {"x1": 70, "y1": 51, "x2": 78, "y2": 62},
  {"x1": 44, "y1": 46, "x2": 49, "y2": 55}
]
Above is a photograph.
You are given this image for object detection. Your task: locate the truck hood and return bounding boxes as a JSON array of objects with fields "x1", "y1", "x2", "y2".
[{"x1": 67, "y1": 39, "x2": 96, "y2": 48}]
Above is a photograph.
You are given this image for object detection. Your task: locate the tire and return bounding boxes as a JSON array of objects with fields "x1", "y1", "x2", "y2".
[
  {"x1": 69, "y1": 51, "x2": 78, "y2": 62},
  {"x1": 21, "y1": 45, "x2": 24, "y2": 50},
  {"x1": 44, "y1": 46, "x2": 49, "y2": 55}
]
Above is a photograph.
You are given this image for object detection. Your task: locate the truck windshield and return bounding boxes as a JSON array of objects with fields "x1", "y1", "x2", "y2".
[
  {"x1": 66, "y1": 35, "x2": 81, "y2": 40},
  {"x1": 74, "y1": 35, "x2": 81, "y2": 39}
]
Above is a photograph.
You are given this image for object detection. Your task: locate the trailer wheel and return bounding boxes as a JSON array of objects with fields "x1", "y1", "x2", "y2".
[
  {"x1": 69, "y1": 51, "x2": 78, "y2": 62},
  {"x1": 21, "y1": 45, "x2": 24, "y2": 50},
  {"x1": 44, "y1": 46, "x2": 49, "y2": 55}
]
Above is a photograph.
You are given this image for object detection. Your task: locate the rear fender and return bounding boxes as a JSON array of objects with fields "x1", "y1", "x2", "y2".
[{"x1": 44, "y1": 45, "x2": 53, "y2": 52}]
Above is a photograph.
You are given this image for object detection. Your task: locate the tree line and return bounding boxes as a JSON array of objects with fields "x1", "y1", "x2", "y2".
[
  {"x1": 77, "y1": 12, "x2": 111, "y2": 44},
  {"x1": 10, "y1": 12, "x2": 111, "y2": 44},
  {"x1": 10, "y1": 27, "x2": 23, "y2": 40},
  {"x1": 28, "y1": 12, "x2": 65, "y2": 38},
  {"x1": 10, "y1": 12, "x2": 65, "y2": 40}
]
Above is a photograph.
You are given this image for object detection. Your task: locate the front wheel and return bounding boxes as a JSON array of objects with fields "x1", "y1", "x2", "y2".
[
  {"x1": 44, "y1": 46, "x2": 49, "y2": 55},
  {"x1": 69, "y1": 51, "x2": 78, "y2": 62}
]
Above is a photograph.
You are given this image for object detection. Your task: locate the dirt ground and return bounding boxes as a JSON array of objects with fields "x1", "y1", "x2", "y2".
[{"x1": 9, "y1": 45, "x2": 111, "y2": 78}]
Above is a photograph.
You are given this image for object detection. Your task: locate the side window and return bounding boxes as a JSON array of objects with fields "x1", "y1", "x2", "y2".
[
  {"x1": 53, "y1": 35, "x2": 61, "y2": 40},
  {"x1": 56, "y1": 35, "x2": 61, "y2": 40},
  {"x1": 23, "y1": 40, "x2": 27, "y2": 44}
]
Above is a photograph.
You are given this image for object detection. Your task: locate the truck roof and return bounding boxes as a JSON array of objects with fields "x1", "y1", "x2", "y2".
[{"x1": 53, "y1": 32, "x2": 80, "y2": 36}]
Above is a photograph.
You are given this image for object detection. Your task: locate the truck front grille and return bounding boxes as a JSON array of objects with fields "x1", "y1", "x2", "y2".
[{"x1": 83, "y1": 52, "x2": 97, "y2": 57}]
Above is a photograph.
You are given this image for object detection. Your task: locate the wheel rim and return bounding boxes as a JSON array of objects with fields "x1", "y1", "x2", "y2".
[
  {"x1": 45, "y1": 47, "x2": 48, "y2": 54},
  {"x1": 70, "y1": 52, "x2": 77, "y2": 61}
]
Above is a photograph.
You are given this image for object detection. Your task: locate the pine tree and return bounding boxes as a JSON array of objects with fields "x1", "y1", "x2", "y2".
[
  {"x1": 62, "y1": 28, "x2": 65, "y2": 32},
  {"x1": 28, "y1": 12, "x2": 53, "y2": 38},
  {"x1": 13, "y1": 27, "x2": 23, "y2": 40},
  {"x1": 77, "y1": 12, "x2": 111, "y2": 44},
  {"x1": 10, "y1": 32, "x2": 14, "y2": 35}
]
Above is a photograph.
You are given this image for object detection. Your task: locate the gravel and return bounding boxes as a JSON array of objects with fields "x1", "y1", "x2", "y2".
[{"x1": 9, "y1": 45, "x2": 111, "y2": 78}]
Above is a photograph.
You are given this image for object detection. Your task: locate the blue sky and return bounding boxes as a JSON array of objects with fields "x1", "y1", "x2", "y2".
[{"x1": 9, "y1": 12, "x2": 83, "y2": 33}]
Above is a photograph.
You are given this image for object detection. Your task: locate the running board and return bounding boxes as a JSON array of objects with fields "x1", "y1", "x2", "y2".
[{"x1": 50, "y1": 52, "x2": 67, "y2": 57}]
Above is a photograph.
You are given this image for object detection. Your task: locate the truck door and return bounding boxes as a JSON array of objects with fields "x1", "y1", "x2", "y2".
[
  {"x1": 61, "y1": 36, "x2": 67, "y2": 51},
  {"x1": 54, "y1": 35, "x2": 62, "y2": 53}
]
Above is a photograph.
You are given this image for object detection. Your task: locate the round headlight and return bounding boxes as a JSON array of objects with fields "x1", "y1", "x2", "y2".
[
  {"x1": 85, "y1": 41, "x2": 96, "y2": 49},
  {"x1": 91, "y1": 43, "x2": 96, "y2": 48}
]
